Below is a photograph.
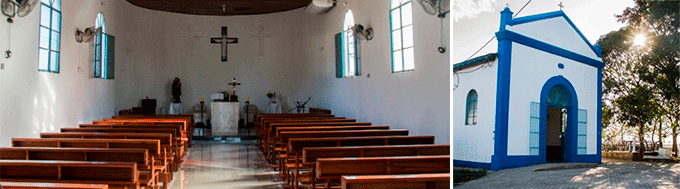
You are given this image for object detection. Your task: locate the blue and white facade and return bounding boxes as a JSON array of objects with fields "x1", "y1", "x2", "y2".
[{"x1": 453, "y1": 8, "x2": 603, "y2": 170}]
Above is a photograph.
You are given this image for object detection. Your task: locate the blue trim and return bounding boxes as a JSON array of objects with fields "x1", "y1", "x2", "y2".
[
  {"x1": 453, "y1": 159, "x2": 491, "y2": 170},
  {"x1": 540, "y1": 76, "x2": 579, "y2": 162},
  {"x1": 488, "y1": 9, "x2": 603, "y2": 171},
  {"x1": 596, "y1": 67, "x2": 603, "y2": 163},
  {"x1": 507, "y1": 10, "x2": 601, "y2": 58},
  {"x1": 491, "y1": 28, "x2": 513, "y2": 171},
  {"x1": 496, "y1": 30, "x2": 604, "y2": 69}
]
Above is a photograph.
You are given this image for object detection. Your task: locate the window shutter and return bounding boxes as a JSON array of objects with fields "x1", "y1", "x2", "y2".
[
  {"x1": 529, "y1": 102, "x2": 540, "y2": 155},
  {"x1": 94, "y1": 31, "x2": 102, "y2": 78},
  {"x1": 354, "y1": 36, "x2": 361, "y2": 76},
  {"x1": 335, "y1": 32, "x2": 344, "y2": 78},
  {"x1": 577, "y1": 109, "x2": 587, "y2": 155},
  {"x1": 106, "y1": 34, "x2": 115, "y2": 79}
]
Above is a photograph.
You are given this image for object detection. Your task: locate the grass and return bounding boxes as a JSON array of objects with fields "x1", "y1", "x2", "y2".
[{"x1": 453, "y1": 168, "x2": 487, "y2": 186}]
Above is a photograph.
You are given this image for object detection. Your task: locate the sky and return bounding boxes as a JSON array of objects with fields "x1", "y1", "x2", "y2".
[{"x1": 449, "y1": 0, "x2": 636, "y2": 63}]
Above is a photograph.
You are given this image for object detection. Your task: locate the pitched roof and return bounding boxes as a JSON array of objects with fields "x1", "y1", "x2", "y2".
[{"x1": 452, "y1": 53, "x2": 497, "y2": 72}]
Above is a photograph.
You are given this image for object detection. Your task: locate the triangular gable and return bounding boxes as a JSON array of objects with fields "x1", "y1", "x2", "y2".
[{"x1": 505, "y1": 11, "x2": 602, "y2": 60}]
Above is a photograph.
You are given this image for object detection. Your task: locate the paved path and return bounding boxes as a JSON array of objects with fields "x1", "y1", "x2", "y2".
[{"x1": 455, "y1": 160, "x2": 680, "y2": 188}]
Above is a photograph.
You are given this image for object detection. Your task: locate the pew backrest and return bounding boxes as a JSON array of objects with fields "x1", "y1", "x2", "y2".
[
  {"x1": 341, "y1": 173, "x2": 450, "y2": 189},
  {"x1": 302, "y1": 144, "x2": 450, "y2": 164},
  {"x1": 315, "y1": 155, "x2": 450, "y2": 180}
]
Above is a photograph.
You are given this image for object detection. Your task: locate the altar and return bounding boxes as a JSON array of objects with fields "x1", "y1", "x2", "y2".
[{"x1": 211, "y1": 101, "x2": 240, "y2": 136}]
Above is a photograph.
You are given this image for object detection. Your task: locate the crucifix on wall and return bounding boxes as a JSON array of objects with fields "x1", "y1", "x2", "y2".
[{"x1": 211, "y1": 26, "x2": 239, "y2": 62}]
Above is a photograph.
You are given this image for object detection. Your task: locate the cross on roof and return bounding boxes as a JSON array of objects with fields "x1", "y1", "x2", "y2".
[{"x1": 558, "y1": 2, "x2": 564, "y2": 10}]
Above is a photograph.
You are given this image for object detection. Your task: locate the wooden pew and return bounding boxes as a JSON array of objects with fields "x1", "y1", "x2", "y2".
[
  {"x1": 95, "y1": 119, "x2": 192, "y2": 147},
  {"x1": 110, "y1": 115, "x2": 193, "y2": 146},
  {"x1": 11, "y1": 138, "x2": 170, "y2": 187},
  {"x1": 76, "y1": 124, "x2": 186, "y2": 158},
  {"x1": 258, "y1": 117, "x2": 349, "y2": 147},
  {"x1": 315, "y1": 156, "x2": 450, "y2": 189},
  {"x1": 259, "y1": 119, "x2": 359, "y2": 158},
  {"x1": 283, "y1": 136, "x2": 435, "y2": 187},
  {"x1": 341, "y1": 173, "x2": 450, "y2": 189},
  {"x1": 296, "y1": 144, "x2": 450, "y2": 188},
  {"x1": 0, "y1": 147, "x2": 157, "y2": 189},
  {"x1": 0, "y1": 160, "x2": 139, "y2": 189},
  {"x1": 40, "y1": 132, "x2": 180, "y2": 173},
  {"x1": 264, "y1": 122, "x2": 373, "y2": 162},
  {"x1": 254, "y1": 114, "x2": 336, "y2": 148},
  {"x1": 0, "y1": 182, "x2": 109, "y2": 189},
  {"x1": 308, "y1": 108, "x2": 332, "y2": 114},
  {"x1": 277, "y1": 129, "x2": 410, "y2": 164}
]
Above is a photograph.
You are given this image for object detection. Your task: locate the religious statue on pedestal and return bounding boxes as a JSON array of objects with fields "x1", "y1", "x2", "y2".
[{"x1": 172, "y1": 77, "x2": 182, "y2": 102}]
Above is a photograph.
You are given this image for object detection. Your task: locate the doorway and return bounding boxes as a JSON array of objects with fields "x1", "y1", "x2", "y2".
[{"x1": 546, "y1": 107, "x2": 566, "y2": 162}]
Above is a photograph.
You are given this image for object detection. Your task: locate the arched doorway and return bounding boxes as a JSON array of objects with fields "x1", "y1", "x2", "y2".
[
  {"x1": 546, "y1": 85, "x2": 572, "y2": 162},
  {"x1": 539, "y1": 76, "x2": 579, "y2": 163}
]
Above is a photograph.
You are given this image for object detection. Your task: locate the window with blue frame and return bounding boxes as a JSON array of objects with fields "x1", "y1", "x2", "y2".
[
  {"x1": 390, "y1": 0, "x2": 414, "y2": 73},
  {"x1": 466, "y1": 90, "x2": 478, "y2": 125},
  {"x1": 94, "y1": 13, "x2": 114, "y2": 79},
  {"x1": 335, "y1": 10, "x2": 361, "y2": 78},
  {"x1": 38, "y1": 0, "x2": 61, "y2": 73}
]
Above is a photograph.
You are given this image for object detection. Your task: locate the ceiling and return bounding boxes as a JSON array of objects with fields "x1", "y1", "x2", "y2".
[{"x1": 125, "y1": 0, "x2": 313, "y2": 16}]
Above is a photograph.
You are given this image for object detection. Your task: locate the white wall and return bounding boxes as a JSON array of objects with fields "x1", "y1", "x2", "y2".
[
  {"x1": 295, "y1": 0, "x2": 451, "y2": 144},
  {"x1": 452, "y1": 60, "x2": 498, "y2": 163},
  {"x1": 112, "y1": 0, "x2": 450, "y2": 143},
  {"x1": 113, "y1": 2, "x2": 316, "y2": 115},
  {"x1": 506, "y1": 42, "x2": 599, "y2": 155},
  {"x1": 0, "y1": 0, "x2": 123, "y2": 147},
  {"x1": 509, "y1": 17, "x2": 600, "y2": 60}
]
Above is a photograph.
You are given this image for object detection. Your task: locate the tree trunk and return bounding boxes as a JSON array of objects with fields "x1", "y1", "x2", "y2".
[
  {"x1": 658, "y1": 121, "x2": 663, "y2": 150},
  {"x1": 639, "y1": 122, "x2": 645, "y2": 159},
  {"x1": 651, "y1": 122, "x2": 657, "y2": 151},
  {"x1": 673, "y1": 120, "x2": 678, "y2": 157}
]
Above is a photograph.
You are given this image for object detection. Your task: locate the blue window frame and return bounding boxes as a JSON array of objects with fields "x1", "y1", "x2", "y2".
[
  {"x1": 390, "y1": 0, "x2": 414, "y2": 73},
  {"x1": 342, "y1": 10, "x2": 359, "y2": 77},
  {"x1": 38, "y1": 0, "x2": 61, "y2": 73},
  {"x1": 466, "y1": 90, "x2": 478, "y2": 125},
  {"x1": 94, "y1": 13, "x2": 109, "y2": 79}
]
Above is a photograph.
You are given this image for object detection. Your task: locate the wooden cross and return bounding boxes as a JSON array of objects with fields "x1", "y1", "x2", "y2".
[
  {"x1": 210, "y1": 26, "x2": 238, "y2": 62},
  {"x1": 228, "y1": 78, "x2": 241, "y2": 95}
]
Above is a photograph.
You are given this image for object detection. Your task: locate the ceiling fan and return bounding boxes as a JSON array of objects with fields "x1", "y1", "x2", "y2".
[
  {"x1": 2, "y1": 0, "x2": 38, "y2": 58},
  {"x1": 417, "y1": 0, "x2": 449, "y2": 18},
  {"x1": 2, "y1": 0, "x2": 39, "y2": 23},
  {"x1": 417, "y1": 0, "x2": 450, "y2": 53}
]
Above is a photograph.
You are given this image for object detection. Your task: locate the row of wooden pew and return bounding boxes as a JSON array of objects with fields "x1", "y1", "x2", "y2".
[
  {"x1": 0, "y1": 115, "x2": 195, "y2": 189},
  {"x1": 254, "y1": 113, "x2": 450, "y2": 189}
]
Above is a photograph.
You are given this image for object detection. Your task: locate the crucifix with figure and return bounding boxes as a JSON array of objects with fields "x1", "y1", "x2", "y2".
[
  {"x1": 211, "y1": 26, "x2": 239, "y2": 62},
  {"x1": 228, "y1": 78, "x2": 241, "y2": 102}
]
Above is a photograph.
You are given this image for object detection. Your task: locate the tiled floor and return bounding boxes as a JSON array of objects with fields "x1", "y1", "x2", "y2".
[{"x1": 168, "y1": 140, "x2": 284, "y2": 189}]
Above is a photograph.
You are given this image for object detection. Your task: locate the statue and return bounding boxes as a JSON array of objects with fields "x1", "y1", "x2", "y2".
[{"x1": 172, "y1": 77, "x2": 182, "y2": 103}]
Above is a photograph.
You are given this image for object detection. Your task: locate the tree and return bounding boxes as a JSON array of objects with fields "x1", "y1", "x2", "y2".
[
  {"x1": 618, "y1": 0, "x2": 680, "y2": 156},
  {"x1": 599, "y1": 0, "x2": 679, "y2": 158}
]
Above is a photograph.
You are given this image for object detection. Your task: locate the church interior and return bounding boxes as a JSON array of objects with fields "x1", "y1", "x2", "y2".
[{"x1": 0, "y1": 0, "x2": 451, "y2": 188}]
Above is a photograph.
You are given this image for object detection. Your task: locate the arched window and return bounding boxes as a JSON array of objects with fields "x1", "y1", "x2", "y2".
[
  {"x1": 342, "y1": 10, "x2": 357, "y2": 77},
  {"x1": 38, "y1": 0, "x2": 61, "y2": 73},
  {"x1": 390, "y1": 0, "x2": 414, "y2": 73},
  {"x1": 465, "y1": 90, "x2": 478, "y2": 125},
  {"x1": 94, "y1": 13, "x2": 109, "y2": 79}
]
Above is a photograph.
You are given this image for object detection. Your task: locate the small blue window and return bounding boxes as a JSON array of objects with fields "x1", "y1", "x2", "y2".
[
  {"x1": 38, "y1": 0, "x2": 61, "y2": 73},
  {"x1": 465, "y1": 90, "x2": 478, "y2": 125}
]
